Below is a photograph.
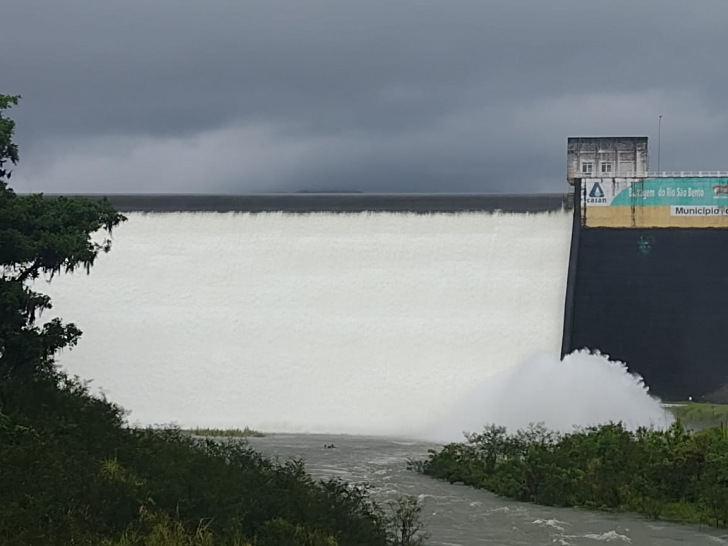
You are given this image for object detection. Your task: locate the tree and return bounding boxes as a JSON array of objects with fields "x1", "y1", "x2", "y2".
[
  {"x1": 0, "y1": 94, "x2": 126, "y2": 413},
  {"x1": 0, "y1": 95, "x2": 20, "y2": 181},
  {"x1": 387, "y1": 497, "x2": 429, "y2": 546},
  {"x1": 0, "y1": 94, "x2": 426, "y2": 546}
]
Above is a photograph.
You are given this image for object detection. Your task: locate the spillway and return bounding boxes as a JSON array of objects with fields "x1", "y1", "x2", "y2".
[{"x1": 37, "y1": 208, "x2": 572, "y2": 436}]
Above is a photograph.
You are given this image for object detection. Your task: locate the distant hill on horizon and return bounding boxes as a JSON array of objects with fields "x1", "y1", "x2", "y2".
[{"x1": 295, "y1": 189, "x2": 364, "y2": 194}]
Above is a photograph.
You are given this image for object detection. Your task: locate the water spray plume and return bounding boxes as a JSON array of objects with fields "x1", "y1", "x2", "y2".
[{"x1": 427, "y1": 350, "x2": 673, "y2": 443}]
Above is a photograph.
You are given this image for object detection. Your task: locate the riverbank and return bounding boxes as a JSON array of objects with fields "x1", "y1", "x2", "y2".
[
  {"x1": 665, "y1": 402, "x2": 728, "y2": 430},
  {"x1": 184, "y1": 426, "x2": 266, "y2": 438},
  {"x1": 411, "y1": 421, "x2": 728, "y2": 528},
  {"x1": 1, "y1": 389, "x2": 424, "y2": 546}
]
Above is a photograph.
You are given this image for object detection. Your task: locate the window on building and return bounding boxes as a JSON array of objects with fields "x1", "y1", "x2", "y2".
[
  {"x1": 601, "y1": 162, "x2": 613, "y2": 174},
  {"x1": 581, "y1": 162, "x2": 594, "y2": 175}
]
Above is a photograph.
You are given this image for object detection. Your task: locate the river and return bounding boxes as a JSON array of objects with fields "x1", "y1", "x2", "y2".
[{"x1": 247, "y1": 433, "x2": 727, "y2": 546}]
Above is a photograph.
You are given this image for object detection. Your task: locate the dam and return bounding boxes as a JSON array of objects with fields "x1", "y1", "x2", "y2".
[
  {"x1": 36, "y1": 141, "x2": 728, "y2": 432},
  {"x1": 564, "y1": 174, "x2": 728, "y2": 402},
  {"x1": 37, "y1": 197, "x2": 572, "y2": 435}
]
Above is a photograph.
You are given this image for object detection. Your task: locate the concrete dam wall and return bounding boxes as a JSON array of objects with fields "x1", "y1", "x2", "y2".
[
  {"x1": 562, "y1": 178, "x2": 728, "y2": 401},
  {"x1": 37, "y1": 187, "x2": 728, "y2": 432},
  {"x1": 37, "y1": 197, "x2": 572, "y2": 434}
]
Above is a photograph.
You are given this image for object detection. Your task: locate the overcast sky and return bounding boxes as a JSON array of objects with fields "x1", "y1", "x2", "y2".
[{"x1": 3, "y1": 0, "x2": 728, "y2": 194}]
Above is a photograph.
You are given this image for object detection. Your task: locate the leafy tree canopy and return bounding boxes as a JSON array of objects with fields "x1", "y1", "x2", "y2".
[
  {"x1": 0, "y1": 94, "x2": 20, "y2": 178},
  {"x1": 0, "y1": 94, "x2": 126, "y2": 410}
]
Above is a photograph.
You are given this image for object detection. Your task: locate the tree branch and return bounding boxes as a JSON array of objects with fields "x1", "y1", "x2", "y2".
[{"x1": 15, "y1": 258, "x2": 42, "y2": 283}]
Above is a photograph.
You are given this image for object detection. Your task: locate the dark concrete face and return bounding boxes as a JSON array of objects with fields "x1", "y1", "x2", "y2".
[
  {"x1": 4, "y1": 1, "x2": 728, "y2": 194},
  {"x1": 567, "y1": 226, "x2": 728, "y2": 401}
]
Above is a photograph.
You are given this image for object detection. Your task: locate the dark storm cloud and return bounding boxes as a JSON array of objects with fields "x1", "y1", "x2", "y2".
[{"x1": 3, "y1": 0, "x2": 728, "y2": 193}]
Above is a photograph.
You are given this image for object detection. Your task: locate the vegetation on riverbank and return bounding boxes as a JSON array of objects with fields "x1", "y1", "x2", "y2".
[
  {"x1": 410, "y1": 420, "x2": 728, "y2": 527},
  {"x1": 185, "y1": 426, "x2": 266, "y2": 438},
  {"x1": 666, "y1": 402, "x2": 728, "y2": 430},
  {"x1": 0, "y1": 95, "x2": 427, "y2": 546}
]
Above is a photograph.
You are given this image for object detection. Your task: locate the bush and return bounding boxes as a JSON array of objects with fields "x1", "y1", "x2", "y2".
[
  {"x1": 412, "y1": 420, "x2": 728, "y2": 527},
  {"x1": 0, "y1": 366, "x2": 431, "y2": 545}
]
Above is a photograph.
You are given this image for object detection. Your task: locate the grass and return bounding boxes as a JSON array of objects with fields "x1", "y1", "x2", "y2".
[
  {"x1": 184, "y1": 427, "x2": 266, "y2": 438},
  {"x1": 664, "y1": 402, "x2": 728, "y2": 429}
]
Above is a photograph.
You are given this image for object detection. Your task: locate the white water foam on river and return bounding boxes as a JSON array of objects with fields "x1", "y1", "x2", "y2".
[{"x1": 35, "y1": 210, "x2": 668, "y2": 437}]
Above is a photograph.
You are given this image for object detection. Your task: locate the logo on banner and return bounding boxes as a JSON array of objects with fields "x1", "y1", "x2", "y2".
[
  {"x1": 586, "y1": 182, "x2": 607, "y2": 205},
  {"x1": 713, "y1": 185, "x2": 728, "y2": 198},
  {"x1": 589, "y1": 182, "x2": 605, "y2": 198}
]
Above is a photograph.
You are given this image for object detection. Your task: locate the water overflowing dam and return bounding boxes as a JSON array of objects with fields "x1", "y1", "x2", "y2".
[
  {"x1": 37, "y1": 186, "x2": 728, "y2": 435},
  {"x1": 38, "y1": 194, "x2": 575, "y2": 436}
]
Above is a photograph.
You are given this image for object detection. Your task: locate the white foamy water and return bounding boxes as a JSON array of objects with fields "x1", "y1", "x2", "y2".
[
  {"x1": 429, "y1": 351, "x2": 673, "y2": 443},
  {"x1": 37, "y1": 211, "x2": 572, "y2": 436}
]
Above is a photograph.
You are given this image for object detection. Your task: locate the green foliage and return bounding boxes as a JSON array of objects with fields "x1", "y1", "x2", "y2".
[
  {"x1": 667, "y1": 402, "x2": 728, "y2": 429},
  {"x1": 0, "y1": 94, "x2": 20, "y2": 179},
  {"x1": 385, "y1": 496, "x2": 429, "y2": 546},
  {"x1": 104, "y1": 514, "x2": 233, "y2": 546},
  {"x1": 0, "y1": 400, "x2": 415, "y2": 545},
  {"x1": 0, "y1": 95, "x2": 428, "y2": 546},
  {"x1": 0, "y1": 95, "x2": 127, "y2": 415},
  {"x1": 185, "y1": 427, "x2": 265, "y2": 438},
  {"x1": 412, "y1": 420, "x2": 728, "y2": 527}
]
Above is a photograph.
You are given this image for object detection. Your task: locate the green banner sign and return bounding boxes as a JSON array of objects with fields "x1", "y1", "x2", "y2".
[{"x1": 609, "y1": 177, "x2": 728, "y2": 206}]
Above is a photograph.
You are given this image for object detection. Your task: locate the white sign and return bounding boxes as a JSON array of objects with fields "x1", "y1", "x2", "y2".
[
  {"x1": 584, "y1": 181, "x2": 608, "y2": 205},
  {"x1": 670, "y1": 205, "x2": 728, "y2": 216}
]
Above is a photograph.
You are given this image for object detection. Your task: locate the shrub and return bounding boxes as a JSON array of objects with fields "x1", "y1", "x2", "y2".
[{"x1": 412, "y1": 420, "x2": 728, "y2": 527}]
